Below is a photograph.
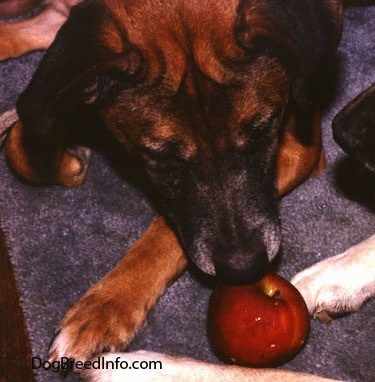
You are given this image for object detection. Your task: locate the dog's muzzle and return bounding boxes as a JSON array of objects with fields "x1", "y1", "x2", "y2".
[{"x1": 180, "y1": 217, "x2": 282, "y2": 285}]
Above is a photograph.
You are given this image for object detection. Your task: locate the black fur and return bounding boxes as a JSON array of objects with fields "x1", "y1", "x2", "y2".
[
  {"x1": 235, "y1": 0, "x2": 342, "y2": 143},
  {"x1": 17, "y1": 0, "x2": 141, "y2": 178},
  {"x1": 333, "y1": 83, "x2": 375, "y2": 173}
]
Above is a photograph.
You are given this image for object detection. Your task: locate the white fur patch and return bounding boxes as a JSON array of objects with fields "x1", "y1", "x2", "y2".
[
  {"x1": 82, "y1": 350, "x2": 340, "y2": 382},
  {"x1": 291, "y1": 235, "x2": 375, "y2": 318}
]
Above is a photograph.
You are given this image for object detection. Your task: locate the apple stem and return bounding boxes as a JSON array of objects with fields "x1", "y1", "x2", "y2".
[
  {"x1": 273, "y1": 290, "x2": 281, "y2": 298},
  {"x1": 264, "y1": 284, "x2": 281, "y2": 298}
]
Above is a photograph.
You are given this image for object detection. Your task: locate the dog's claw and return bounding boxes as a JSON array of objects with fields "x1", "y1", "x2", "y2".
[{"x1": 313, "y1": 310, "x2": 333, "y2": 324}]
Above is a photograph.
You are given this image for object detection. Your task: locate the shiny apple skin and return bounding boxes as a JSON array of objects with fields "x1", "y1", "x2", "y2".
[{"x1": 207, "y1": 273, "x2": 310, "y2": 367}]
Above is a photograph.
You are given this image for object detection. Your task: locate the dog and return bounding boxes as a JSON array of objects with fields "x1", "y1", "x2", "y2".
[
  {"x1": 1, "y1": 0, "x2": 373, "y2": 381},
  {"x1": 292, "y1": 83, "x2": 375, "y2": 322}
]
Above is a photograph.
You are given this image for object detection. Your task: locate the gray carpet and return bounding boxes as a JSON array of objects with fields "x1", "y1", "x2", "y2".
[{"x1": 0, "y1": 5, "x2": 374, "y2": 382}]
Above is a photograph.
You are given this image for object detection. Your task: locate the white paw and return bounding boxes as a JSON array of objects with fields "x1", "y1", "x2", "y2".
[{"x1": 291, "y1": 235, "x2": 375, "y2": 321}]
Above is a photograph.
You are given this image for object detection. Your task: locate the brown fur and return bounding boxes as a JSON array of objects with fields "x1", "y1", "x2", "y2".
[
  {"x1": 6, "y1": 121, "x2": 90, "y2": 186},
  {"x1": 277, "y1": 109, "x2": 326, "y2": 194},
  {"x1": 0, "y1": 0, "x2": 79, "y2": 60}
]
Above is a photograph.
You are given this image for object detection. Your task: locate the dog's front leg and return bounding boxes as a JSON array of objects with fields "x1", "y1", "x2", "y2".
[
  {"x1": 0, "y1": 6, "x2": 66, "y2": 60},
  {"x1": 291, "y1": 235, "x2": 375, "y2": 321},
  {"x1": 49, "y1": 217, "x2": 187, "y2": 362},
  {"x1": 0, "y1": 0, "x2": 81, "y2": 60}
]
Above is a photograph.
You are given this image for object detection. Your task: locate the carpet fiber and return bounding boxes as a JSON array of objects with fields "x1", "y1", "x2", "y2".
[{"x1": 0, "y1": 5, "x2": 374, "y2": 382}]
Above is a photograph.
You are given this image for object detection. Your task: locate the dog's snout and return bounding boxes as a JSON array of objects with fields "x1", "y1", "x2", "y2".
[{"x1": 214, "y1": 230, "x2": 269, "y2": 285}]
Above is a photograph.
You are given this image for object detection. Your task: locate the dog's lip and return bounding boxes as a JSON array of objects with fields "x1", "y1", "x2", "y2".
[
  {"x1": 176, "y1": 219, "x2": 282, "y2": 280},
  {"x1": 214, "y1": 261, "x2": 267, "y2": 285},
  {"x1": 189, "y1": 249, "x2": 217, "y2": 276}
]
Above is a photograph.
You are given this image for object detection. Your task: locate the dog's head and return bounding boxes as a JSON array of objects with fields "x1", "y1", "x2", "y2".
[{"x1": 13, "y1": 0, "x2": 342, "y2": 284}]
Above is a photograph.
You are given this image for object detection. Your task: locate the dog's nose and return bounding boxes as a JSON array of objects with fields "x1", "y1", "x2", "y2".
[{"x1": 214, "y1": 232, "x2": 269, "y2": 285}]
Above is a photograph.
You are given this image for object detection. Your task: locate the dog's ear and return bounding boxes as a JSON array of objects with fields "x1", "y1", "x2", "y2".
[
  {"x1": 72, "y1": 49, "x2": 143, "y2": 107},
  {"x1": 235, "y1": 0, "x2": 342, "y2": 143},
  {"x1": 18, "y1": 1, "x2": 143, "y2": 113},
  {"x1": 17, "y1": 1, "x2": 143, "y2": 170}
]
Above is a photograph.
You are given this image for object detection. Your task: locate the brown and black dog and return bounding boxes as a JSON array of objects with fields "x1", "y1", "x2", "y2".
[{"x1": 0, "y1": 0, "x2": 360, "y2": 380}]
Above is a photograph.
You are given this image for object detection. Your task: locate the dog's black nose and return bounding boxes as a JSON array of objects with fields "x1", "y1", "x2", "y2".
[{"x1": 214, "y1": 233, "x2": 269, "y2": 285}]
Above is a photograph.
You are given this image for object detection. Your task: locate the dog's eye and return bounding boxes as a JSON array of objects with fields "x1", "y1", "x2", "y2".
[
  {"x1": 239, "y1": 110, "x2": 280, "y2": 140},
  {"x1": 138, "y1": 135, "x2": 196, "y2": 164},
  {"x1": 138, "y1": 142, "x2": 187, "y2": 165},
  {"x1": 140, "y1": 140, "x2": 167, "y2": 156},
  {"x1": 255, "y1": 108, "x2": 282, "y2": 128}
]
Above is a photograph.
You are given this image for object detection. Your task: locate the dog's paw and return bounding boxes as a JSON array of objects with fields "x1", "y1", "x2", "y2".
[
  {"x1": 5, "y1": 121, "x2": 91, "y2": 187},
  {"x1": 49, "y1": 283, "x2": 147, "y2": 362},
  {"x1": 55, "y1": 146, "x2": 92, "y2": 187},
  {"x1": 291, "y1": 236, "x2": 375, "y2": 322},
  {"x1": 48, "y1": 218, "x2": 187, "y2": 364}
]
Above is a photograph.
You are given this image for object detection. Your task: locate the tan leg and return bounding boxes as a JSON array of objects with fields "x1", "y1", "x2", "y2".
[
  {"x1": 0, "y1": 7, "x2": 66, "y2": 60},
  {"x1": 0, "y1": 0, "x2": 81, "y2": 60},
  {"x1": 49, "y1": 217, "x2": 187, "y2": 362},
  {"x1": 0, "y1": 0, "x2": 39, "y2": 20}
]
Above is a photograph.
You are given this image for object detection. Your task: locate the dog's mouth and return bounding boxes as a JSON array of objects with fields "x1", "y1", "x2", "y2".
[{"x1": 172, "y1": 215, "x2": 282, "y2": 285}]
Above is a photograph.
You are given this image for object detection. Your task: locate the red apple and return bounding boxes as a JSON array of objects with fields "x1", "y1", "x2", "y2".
[{"x1": 207, "y1": 272, "x2": 310, "y2": 367}]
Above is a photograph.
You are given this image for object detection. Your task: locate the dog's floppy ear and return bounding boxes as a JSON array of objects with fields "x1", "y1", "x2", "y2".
[
  {"x1": 16, "y1": 1, "x2": 143, "y2": 174},
  {"x1": 235, "y1": 0, "x2": 342, "y2": 142}
]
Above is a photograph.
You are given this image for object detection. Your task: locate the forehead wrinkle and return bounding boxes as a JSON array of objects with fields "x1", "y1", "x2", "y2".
[
  {"x1": 166, "y1": 47, "x2": 187, "y2": 92},
  {"x1": 193, "y1": 40, "x2": 234, "y2": 85}
]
